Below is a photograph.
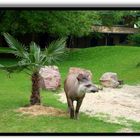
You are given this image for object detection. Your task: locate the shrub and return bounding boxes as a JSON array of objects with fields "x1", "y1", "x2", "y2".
[{"x1": 127, "y1": 33, "x2": 140, "y2": 46}]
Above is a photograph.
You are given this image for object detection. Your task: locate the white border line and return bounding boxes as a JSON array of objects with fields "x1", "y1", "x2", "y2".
[
  {"x1": 0, "y1": 4, "x2": 139, "y2": 7},
  {"x1": 1, "y1": 136, "x2": 140, "y2": 140},
  {"x1": 0, "y1": 0, "x2": 140, "y2": 7}
]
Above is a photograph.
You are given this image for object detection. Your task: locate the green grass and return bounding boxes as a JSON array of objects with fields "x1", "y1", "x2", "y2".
[
  {"x1": 59, "y1": 46, "x2": 140, "y2": 85},
  {"x1": 0, "y1": 46, "x2": 140, "y2": 133}
]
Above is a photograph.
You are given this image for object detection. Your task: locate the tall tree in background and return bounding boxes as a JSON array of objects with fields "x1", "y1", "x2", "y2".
[
  {"x1": 0, "y1": 10, "x2": 99, "y2": 36},
  {"x1": 0, "y1": 10, "x2": 139, "y2": 34},
  {"x1": 0, "y1": 10, "x2": 139, "y2": 48},
  {"x1": 98, "y1": 10, "x2": 140, "y2": 27},
  {"x1": 0, "y1": 10, "x2": 100, "y2": 48},
  {"x1": 97, "y1": 10, "x2": 124, "y2": 26}
]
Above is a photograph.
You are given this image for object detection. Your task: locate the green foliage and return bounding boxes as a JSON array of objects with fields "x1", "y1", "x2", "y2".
[
  {"x1": 0, "y1": 10, "x2": 99, "y2": 37},
  {"x1": 43, "y1": 11, "x2": 99, "y2": 37},
  {"x1": 122, "y1": 11, "x2": 140, "y2": 27},
  {"x1": 135, "y1": 20, "x2": 140, "y2": 28},
  {"x1": 0, "y1": 63, "x2": 29, "y2": 74},
  {"x1": 44, "y1": 38, "x2": 67, "y2": 64},
  {"x1": 0, "y1": 10, "x2": 139, "y2": 38},
  {"x1": 96, "y1": 10, "x2": 140, "y2": 27},
  {"x1": 98, "y1": 11, "x2": 124, "y2": 26},
  {"x1": 0, "y1": 33, "x2": 67, "y2": 74},
  {"x1": 0, "y1": 11, "x2": 28, "y2": 34},
  {"x1": 3, "y1": 33, "x2": 26, "y2": 57},
  {"x1": 127, "y1": 33, "x2": 140, "y2": 46},
  {"x1": 0, "y1": 47, "x2": 15, "y2": 54}
]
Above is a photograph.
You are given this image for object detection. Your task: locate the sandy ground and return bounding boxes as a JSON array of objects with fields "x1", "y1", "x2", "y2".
[{"x1": 58, "y1": 84, "x2": 140, "y2": 123}]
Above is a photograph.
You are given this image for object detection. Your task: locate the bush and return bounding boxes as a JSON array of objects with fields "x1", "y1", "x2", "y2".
[{"x1": 127, "y1": 33, "x2": 140, "y2": 46}]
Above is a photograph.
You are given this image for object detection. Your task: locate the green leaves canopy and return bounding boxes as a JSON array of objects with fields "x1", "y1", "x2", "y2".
[
  {"x1": 98, "y1": 10, "x2": 140, "y2": 27},
  {"x1": 0, "y1": 10, "x2": 139, "y2": 37},
  {"x1": 0, "y1": 33, "x2": 67, "y2": 74},
  {"x1": 0, "y1": 10, "x2": 99, "y2": 37}
]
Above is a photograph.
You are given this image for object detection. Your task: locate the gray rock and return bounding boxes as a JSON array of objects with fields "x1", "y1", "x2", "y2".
[{"x1": 100, "y1": 72, "x2": 120, "y2": 88}]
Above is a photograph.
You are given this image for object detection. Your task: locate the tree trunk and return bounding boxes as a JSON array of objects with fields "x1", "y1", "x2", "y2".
[
  {"x1": 105, "y1": 34, "x2": 108, "y2": 46},
  {"x1": 32, "y1": 33, "x2": 39, "y2": 44},
  {"x1": 30, "y1": 71, "x2": 41, "y2": 105},
  {"x1": 68, "y1": 36, "x2": 74, "y2": 48}
]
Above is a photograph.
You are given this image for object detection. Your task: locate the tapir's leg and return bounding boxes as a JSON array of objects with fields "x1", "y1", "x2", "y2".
[
  {"x1": 67, "y1": 106, "x2": 70, "y2": 113},
  {"x1": 68, "y1": 98, "x2": 74, "y2": 119},
  {"x1": 65, "y1": 93, "x2": 71, "y2": 114},
  {"x1": 75, "y1": 98, "x2": 83, "y2": 119},
  {"x1": 66, "y1": 98, "x2": 70, "y2": 113},
  {"x1": 64, "y1": 90, "x2": 70, "y2": 113}
]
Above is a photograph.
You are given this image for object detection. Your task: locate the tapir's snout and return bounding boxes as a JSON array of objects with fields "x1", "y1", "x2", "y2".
[
  {"x1": 91, "y1": 88, "x2": 98, "y2": 93},
  {"x1": 90, "y1": 86, "x2": 99, "y2": 93}
]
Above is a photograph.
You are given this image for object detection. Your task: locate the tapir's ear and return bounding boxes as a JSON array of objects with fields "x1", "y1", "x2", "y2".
[
  {"x1": 85, "y1": 73, "x2": 90, "y2": 79},
  {"x1": 77, "y1": 73, "x2": 83, "y2": 81}
]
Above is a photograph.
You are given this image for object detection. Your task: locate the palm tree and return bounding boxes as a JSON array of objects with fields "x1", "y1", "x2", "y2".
[{"x1": 0, "y1": 33, "x2": 66, "y2": 105}]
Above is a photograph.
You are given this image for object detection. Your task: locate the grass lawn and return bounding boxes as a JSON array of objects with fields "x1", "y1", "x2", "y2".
[{"x1": 0, "y1": 46, "x2": 140, "y2": 133}]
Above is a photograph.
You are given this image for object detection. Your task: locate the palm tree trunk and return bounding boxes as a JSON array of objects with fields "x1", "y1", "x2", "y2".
[{"x1": 30, "y1": 71, "x2": 41, "y2": 105}]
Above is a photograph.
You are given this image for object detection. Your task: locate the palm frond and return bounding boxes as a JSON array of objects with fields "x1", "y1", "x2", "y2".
[
  {"x1": 29, "y1": 42, "x2": 41, "y2": 63},
  {"x1": 3, "y1": 33, "x2": 26, "y2": 57},
  {"x1": 0, "y1": 47, "x2": 15, "y2": 54},
  {"x1": 44, "y1": 38, "x2": 67, "y2": 64},
  {"x1": 0, "y1": 63, "x2": 30, "y2": 74}
]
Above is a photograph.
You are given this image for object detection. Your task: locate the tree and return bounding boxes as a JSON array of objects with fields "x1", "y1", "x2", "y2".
[
  {"x1": 127, "y1": 33, "x2": 140, "y2": 46},
  {"x1": 0, "y1": 33, "x2": 66, "y2": 105},
  {"x1": 97, "y1": 10, "x2": 140, "y2": 27},
  {"x1": 0, "y1": 10, "x2": 99, "y2": 37},
  {"x1": 0, "y1": 10, "x2": 139, "y2": 36},
  {"x1": 97, "y1": 10, "x2": 124, "y2": 26},
  {"x1": 0, "y1": 10, "x2": 100, "y2": 48}
]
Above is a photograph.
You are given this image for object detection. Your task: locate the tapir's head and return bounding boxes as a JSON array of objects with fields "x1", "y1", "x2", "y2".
[{"x1": 77, "y1": 73, "x2": 99, "y2": 93}]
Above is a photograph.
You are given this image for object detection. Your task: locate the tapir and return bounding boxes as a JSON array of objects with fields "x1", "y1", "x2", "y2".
[{"x1": 64, "y1": 73, "x2": 98, "y2": 119}]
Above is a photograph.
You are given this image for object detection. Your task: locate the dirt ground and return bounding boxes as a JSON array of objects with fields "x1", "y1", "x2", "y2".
[
  {"x1": 17, "y1": 105, "x2": 66, "y2": 117},
  {"x1": 58, "y1": 84, "x2": 140, "y2": 123}
]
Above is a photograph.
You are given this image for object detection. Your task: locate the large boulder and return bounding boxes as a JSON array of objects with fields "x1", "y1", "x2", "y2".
[
  {"x1": 68, "y1": 67, "x2": 92, "y2": 80},
  {"x1": 39, "y1": 66, "x2": 61, "y2": 90},
  {"x1": 100, "y1": 72, "x2": 120, "y2": 88}
]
